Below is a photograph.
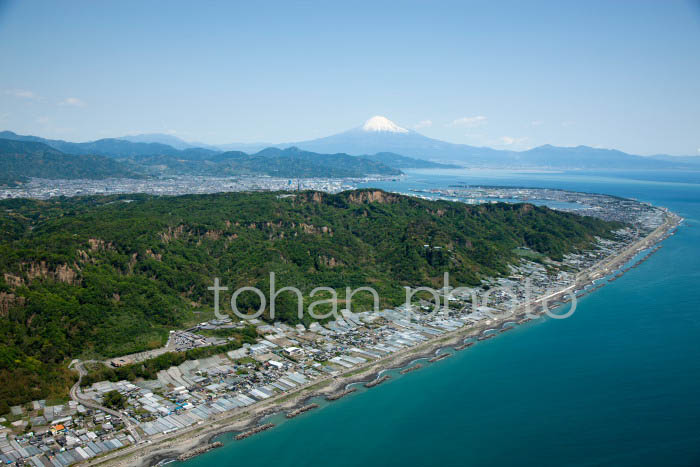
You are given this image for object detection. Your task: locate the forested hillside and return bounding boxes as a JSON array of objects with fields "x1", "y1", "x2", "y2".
[
  {"x1": 0, "y1": 138, "x2": 138, "y2": 183},
  {"x1": 132, "y1": 146, "x2": 402, "y2": 177},
  {"x1": 0, "y1": 189, "x2": 621, "y2": 408}
]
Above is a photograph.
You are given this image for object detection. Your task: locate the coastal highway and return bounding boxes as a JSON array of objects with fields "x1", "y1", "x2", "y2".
[
  {"x1": 86, "y1": 212, "x2": 682, "y2": 467},
  {"x1": 69, "y1": 360, "x2": 142, "y2": 443},
  {"x1": 576, "y1": 212, "x2": 680, "y2": 284},
  {"x1": 537, "y1": 213, "x2": 682, "y2": 312}
]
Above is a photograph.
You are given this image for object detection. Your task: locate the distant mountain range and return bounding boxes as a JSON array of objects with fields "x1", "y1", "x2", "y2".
[
  {"x1": 0, "y1": 139, "x2": 138, "y2": 187},
  {"x1": 0, "y1": 137, "x2": 449, "y2": 183},
  {"x1": 362, "y1": 152, "x2": 460, "y2": 169},
  {"x1": 119, "y1": 133, "x2": 221, "y2": 151},
  {"x1": 257, "y1": 116, "x2": 698, "y2": 169},
  {"x1": 207, "y1": 116, "x2": 698, "y2": 169},
  {"x1": 0, "y1": 129, "x2": 457, "y2": 183},
  {"x1": 0, "y1": 131, "x2": 215, "y2": 159},
  {"x1": 2, "y1": 116, "x2": 699, "y2": 180},
  {"x1": 121, "y1": 117, "x2": 700, "y2": 169},
  {"x1": 132, "y1": 147, "x2": 404, "y2": 178}
]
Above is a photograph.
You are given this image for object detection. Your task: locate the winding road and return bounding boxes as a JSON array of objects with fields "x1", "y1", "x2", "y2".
[{"x1": 69, "y1": 360, "x2": 142, "y2": 442}]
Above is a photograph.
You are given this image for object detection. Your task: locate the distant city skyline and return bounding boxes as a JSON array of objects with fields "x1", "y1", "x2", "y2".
[{"x1": 1, "y1": 0, "x2": 699, "y2": 155}]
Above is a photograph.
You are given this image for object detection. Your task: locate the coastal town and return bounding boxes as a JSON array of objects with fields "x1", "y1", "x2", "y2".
[
  {"x1": 0, "y1": 188, "x2": 681, "y2": 467},
  {"x1": 407, "y1": 186, "x2": 665, "y2": 228},
  {"x1": 0, "y1": 176, "x2": 387, "y2": 200}
]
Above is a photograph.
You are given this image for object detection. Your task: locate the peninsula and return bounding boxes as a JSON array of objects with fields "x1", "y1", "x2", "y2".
[{"x1": 0, "y1": 189, "x2": 680, "y2": 466}]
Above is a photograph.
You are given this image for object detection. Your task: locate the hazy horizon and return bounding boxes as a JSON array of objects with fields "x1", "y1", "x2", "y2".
[
  {"x1": 2, "y1": 116, "x2": 698, "y2": 159},
  {"x1": 1, "y1": 0, "x2": 699, "y2": 155}
]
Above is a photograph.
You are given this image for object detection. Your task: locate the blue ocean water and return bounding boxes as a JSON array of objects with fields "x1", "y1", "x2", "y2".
[{"x1": 180, "y1": 169, "x2": 700, "y2": 466}]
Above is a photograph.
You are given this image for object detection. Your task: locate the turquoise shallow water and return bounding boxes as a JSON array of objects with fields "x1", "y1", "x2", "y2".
[{"x1": 180, "y1": 170, "x2": 700, "y2": 467}]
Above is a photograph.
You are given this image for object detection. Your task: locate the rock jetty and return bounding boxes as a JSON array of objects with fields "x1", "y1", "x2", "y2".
[
  {"x1": 399, "y1": 363, "x2": 422, "y2": 375},
  {"x1": 326, "y1": 388, "x2": 357, "y2": 401},
  {"x1": 176, "y1": 442, "x2": 223, "y2": 461},
  {"x1": 235, "y1": 423, "x2": 275, "y2": 440},
  {"x1": 286, "y1": 403, "x2": 319, "y2": 419},
  {"x1": 364, "y1": 375, "x2": 391, "y2": 388},
  {"x1": 428, "y1": 353, "x2": 451, "y2": 363},
  {"x1": 454, "y1": 342, "x2": 474, "y2": 351}
]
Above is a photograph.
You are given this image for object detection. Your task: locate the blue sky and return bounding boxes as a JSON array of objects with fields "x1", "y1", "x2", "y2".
[{"x1": 0, "y1": 0, "x2": 698, "y2": 155}]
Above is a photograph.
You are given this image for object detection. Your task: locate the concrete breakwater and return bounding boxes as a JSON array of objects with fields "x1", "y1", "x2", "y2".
[
  {"x1": 454, "y1": 342, "x2": 474, "y2": 351},
  {"x1": 364, "y1": 375, "x2": 391, "y2": 388},
  {"x1": 629, "y1": 245, "x2": 661, "y2": 269},
  {"x1": 326, "y1": 387, "x2": 357, "y2": 401},
  {"x1": 176, "y1": 442, "x2": 223, "y2": 461},
  {"x1": 399, "y1": 363, "x2": 423, "y2": 375},
  {"x1": 286, "y1": 403, "x2": 319, "y2": 419},
  {"x1": 477, "y1": 334, "x2": 495, "y2": 341},
  {"x1": 607, "y1": 244, "x2": 662, "y2": 282},
  {"x1": 235, "y1": 423, "x2": 275, "y2": 440},
  {"x1": 428, "y1": 353, "x2": 451, "y2": 363}
]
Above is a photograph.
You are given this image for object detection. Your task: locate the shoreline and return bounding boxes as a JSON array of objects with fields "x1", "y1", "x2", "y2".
[{"x1": 86, "y1": 211, "x2": 681, "y2": 467}]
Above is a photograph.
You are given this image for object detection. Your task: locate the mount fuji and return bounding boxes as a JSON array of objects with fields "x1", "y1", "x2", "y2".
[
  {"x1": 279, "y1": 115, "x2": 510, "y2": 165},
  {"x1": 265, "y1": 116, "x2": 688, "y2": 169},
  {"x1": 3, "y1": 116, "x2": 696, "y2": 170}
]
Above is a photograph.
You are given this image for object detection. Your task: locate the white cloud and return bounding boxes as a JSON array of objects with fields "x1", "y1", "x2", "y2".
[
  {"x1": 59, "y1": 97, "x2": 86, "y2": 107},
  {"x1": 530, "y1": 120, "x2": 543, "y2": 127},
  {"x1": 561, "y1": 121, "x2": 575, "y2": 127},
  {"x1": 5, "y1": 89, "x2": 39, "y2": 100},
  {"x1": 35, "y1": 116, "x2": 50, "y2": 125},
  {"x1": 449, "y1": 115, "x2": 487, "y2": 128},
  {"x1": 414, "y1": 119, "x2": 432, "y2": 130},
  {"x1": 500, "y1": 136, "x2": 528, "y2": 146}
]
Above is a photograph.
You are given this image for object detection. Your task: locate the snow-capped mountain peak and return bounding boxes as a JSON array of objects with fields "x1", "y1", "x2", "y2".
[{"x1": 362, "y1": 116, "x2": 409, "y2": 133}]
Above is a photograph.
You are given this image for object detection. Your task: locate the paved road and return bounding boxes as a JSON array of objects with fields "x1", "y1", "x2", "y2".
[{"x1": 69, "y1": 360, "x2": 142, "y2": 442}]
